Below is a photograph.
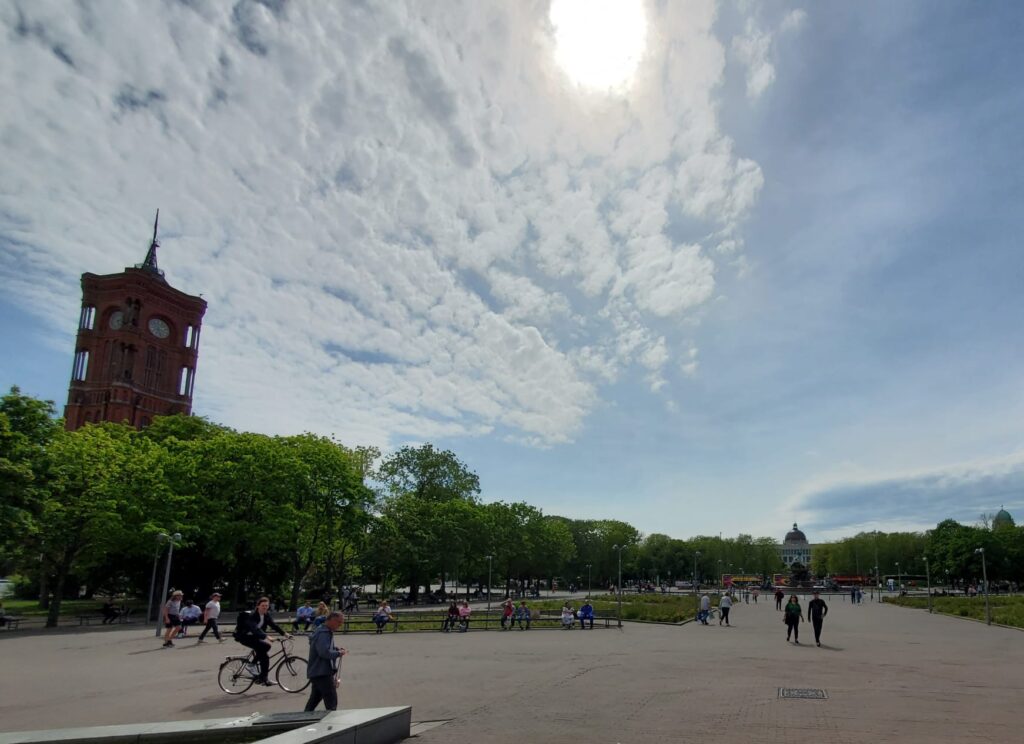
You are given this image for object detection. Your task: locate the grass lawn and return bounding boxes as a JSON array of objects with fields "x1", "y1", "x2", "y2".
[
  {"x1": 1, "y1": 598, "x2": 147, "y2": 618},
  {"x1": 885, "y1": 595, "x2": 1024, "y2": 629},
  {"x1": 533, "y1": 593, "x2": 700, "y2": 623}
]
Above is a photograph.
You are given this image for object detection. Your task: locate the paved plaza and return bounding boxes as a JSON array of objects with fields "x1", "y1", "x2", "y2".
[{"x1": 0, "y1": 598, "x2": 1020, "y2": 742}]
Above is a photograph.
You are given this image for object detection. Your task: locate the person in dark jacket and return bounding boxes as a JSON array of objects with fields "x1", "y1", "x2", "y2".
[
  {"x1": 784, "y1": 595, "x2": 803, "y2": 643},
  {"x1": 304, "y1": 611, "x2": 347, "y2": 712},
  {"x1": 234, "y1": 596, "x2": 290, "y2": 685},
  {"x1": 808, "y1": 591, "x2": 829, "y2": 646}
]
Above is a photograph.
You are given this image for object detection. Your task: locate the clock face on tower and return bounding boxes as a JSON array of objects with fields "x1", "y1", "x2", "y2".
[
  {"x1": 148, "y1": 318, "x2": 170, "y2": 339},
  {"x1": 109, "y1": 311, "x2": 124, "y2": 330}
]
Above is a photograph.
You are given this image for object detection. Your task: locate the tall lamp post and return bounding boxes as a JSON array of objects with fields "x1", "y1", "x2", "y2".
[
  {"x1": 874, "y1": 565, "x2": 879, "y2": 602},
  {"x1": 975, "y1": 548, "x2": 991, "y2": 625},
  {"x1": 612, "y1": 545, "x2": 624, "y2": 628},
  {"x1": 895, "y1": 561, "x2": 901, "y2": 593},
  {"x1": 923, "y1": 556, "x2": 932, "y2": 613},
  {"x1": 585, "y1": 563, "x2": 592, "y2": 595},
  {"x1": 485, "y1": 555, "x2": 493, "y2": 615},
  {"x1": 147, "y1": 533, "x2": 169, "y2": 624},
  {"x1": 154, "y1": 532, "x2": 182, "y2": 637},
  {"x1": 693, "y1": 551, "x2": 701, "y2": 595}
]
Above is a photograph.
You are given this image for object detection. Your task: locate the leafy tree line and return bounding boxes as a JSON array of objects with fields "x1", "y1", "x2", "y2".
[
  {"x1": 814, "y1": 518, "x2": 1023, "y2": 587},
  {"x1": 1, "y1": 387, "x2": 1020, "y2": 626}
]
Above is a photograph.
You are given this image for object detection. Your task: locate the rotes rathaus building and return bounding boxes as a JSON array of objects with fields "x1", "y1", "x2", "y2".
[{"x1": 63, "y1": 212, "x2": 207, "y2": 431}]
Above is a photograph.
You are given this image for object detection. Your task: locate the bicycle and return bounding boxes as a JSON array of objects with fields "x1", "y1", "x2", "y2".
[{"x1": 218, "y1": 637, "x2": 309, "y2": 694}]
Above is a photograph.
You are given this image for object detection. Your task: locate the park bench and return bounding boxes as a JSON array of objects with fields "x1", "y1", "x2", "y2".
[{"x1": 1, "y1": 616, "x2": 22, "y2": 630}]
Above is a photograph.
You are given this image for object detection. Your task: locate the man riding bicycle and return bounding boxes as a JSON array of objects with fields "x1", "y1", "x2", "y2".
[{"x1": 233, "y1": 596, "x2": 291, "y2": 686}]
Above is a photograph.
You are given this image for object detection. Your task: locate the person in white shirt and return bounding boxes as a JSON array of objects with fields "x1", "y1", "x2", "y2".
[
  {"x1": 698, "y1": 593, "x2": 711, "y2": 624},
  {"x1": 197, "y1": 592, "x2": 223, "y2": 643},
  {"x1": 718, "y1": 592, "x2": 733, "y2": 626}
]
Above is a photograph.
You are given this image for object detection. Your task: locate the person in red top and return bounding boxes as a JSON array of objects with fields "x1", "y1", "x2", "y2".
[{"x1": 501, "y1": 598, "x2": 514, "y2": 630}]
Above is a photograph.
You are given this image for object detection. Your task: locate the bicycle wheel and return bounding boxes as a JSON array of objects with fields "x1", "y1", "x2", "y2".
[
  {"x1": 275, "y1": 655, "x2": 310, "y2": 693},
  {"x1": 218, "y1": 657, "x2": 256, "y2": 694}
]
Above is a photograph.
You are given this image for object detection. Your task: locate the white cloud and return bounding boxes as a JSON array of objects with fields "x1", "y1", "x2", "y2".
[
  {"x1": 731, "y1": 9, "x2": 806, "y2": 100},
  {"x1": 0, "y1": 0, "x2": 788, "y2": 447}
]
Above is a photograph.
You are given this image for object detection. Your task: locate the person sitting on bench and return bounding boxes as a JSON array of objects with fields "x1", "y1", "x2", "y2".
[
  {"x1": 101, "y1": 599, "x2": 121, "y2": 624},
  {"x1": 578, "y1": 600, "x2": 595, "y2": 629},
  {"x1": 293, "y1": 601, "x2": 315, "y2": 632},
  {"x1": 515, "y1": 601, "x2": 531, "y2": 630},
  {"x1": 372, "y1": 600, "x2": 393, "y2": 634}
]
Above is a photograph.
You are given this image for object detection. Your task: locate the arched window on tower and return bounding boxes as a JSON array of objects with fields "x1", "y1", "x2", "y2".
[
  {"x1": 72, "y1": 349, "x2": 90, "y2": 381},
  {"x1": 178, "y1": 366, "x2": 195, "y2": 397},
  {"x1": 79, "y1": 305, "x2": 95, "y2": 330}
]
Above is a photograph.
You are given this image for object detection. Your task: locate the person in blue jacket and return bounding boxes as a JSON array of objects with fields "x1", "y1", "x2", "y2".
[
  {"x1": 304, "y1": 611, "x2": 347, "y2": 712},
  {"x1": 578, "y1": 599, "x2": 595, "y2": 629}
]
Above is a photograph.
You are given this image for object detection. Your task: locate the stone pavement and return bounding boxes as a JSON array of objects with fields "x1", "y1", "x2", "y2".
[{"x1": 0, "y1": 598, "x2": 1020, "y2": 742}]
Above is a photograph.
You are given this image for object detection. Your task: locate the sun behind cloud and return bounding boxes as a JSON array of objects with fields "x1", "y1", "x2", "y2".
[{"x1": 550, "y1": 0, "x2": 648, "y2": 92}]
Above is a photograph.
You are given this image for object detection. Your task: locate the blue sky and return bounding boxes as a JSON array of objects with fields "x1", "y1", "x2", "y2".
[{"x1": 2, "y1": 1, "x2": 1022, "y2": 542}]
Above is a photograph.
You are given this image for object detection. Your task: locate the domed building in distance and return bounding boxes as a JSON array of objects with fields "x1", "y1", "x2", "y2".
[
  {"x1": 778, "y1": 523, "x2": 813, "y2": 568},
  {"x1": 992, "y1": 507, "x2": 1015, "y2": 529}
]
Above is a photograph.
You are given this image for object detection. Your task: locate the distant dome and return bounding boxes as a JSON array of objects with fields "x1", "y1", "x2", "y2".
[
  {"x1": 993, "y1": 508, "x2": 1015, "y2": 528},
  {"x1": 784, "y1": 523, "x2": 808, "y2": 544}
]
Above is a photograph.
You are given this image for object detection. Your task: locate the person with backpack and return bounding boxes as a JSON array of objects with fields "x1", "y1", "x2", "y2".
[{"x1": 233, "y1": 596, "x2": 290, "y2": 685}]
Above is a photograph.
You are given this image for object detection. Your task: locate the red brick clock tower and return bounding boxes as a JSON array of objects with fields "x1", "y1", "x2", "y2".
[{"x1": 64, "y1": 212, "x2": 208, "y2": 431}]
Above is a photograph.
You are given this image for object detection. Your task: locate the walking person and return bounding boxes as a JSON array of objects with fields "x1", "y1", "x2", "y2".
[
  {"x1": 808, "y1": 591, "x2": 828, "y2": 646},
  {"x1": 233, "y1": 596, "x2": 290, "y2": 686},
  {"x1": 161, "y1": 590, "x2": 184, "y2": 648},
  {"x1": 719, "y1": 591, "x2": 733, "y2": 626},
  {"x1": 752, "y1": 588, "x2": 759, "y2": 604},
  {"x1": 774, "y1": 588, "x2": 785, "y2": 610},
  {"x1": 784, "y1": 595, "x2": 803, "y2": 643},
  {"x1": 698, "y1": 592, "x2": 711, "y2": 625},
  {"x1": 304, "y1": 611, "x2": 347, "y2": 712},
  {"x1": 197, "y1": 592, "x2": 223, "y2": 643}
]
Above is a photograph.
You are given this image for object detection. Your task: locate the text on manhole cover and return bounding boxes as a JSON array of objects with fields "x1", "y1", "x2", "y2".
[{"x1": 779, "y1": 688, "x2": 828, "y2": 699}]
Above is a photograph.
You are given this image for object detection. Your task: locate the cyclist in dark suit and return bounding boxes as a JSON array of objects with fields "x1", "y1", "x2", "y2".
[{"x1": 233, "y1": 596, "x2": 290, "y2": 685}]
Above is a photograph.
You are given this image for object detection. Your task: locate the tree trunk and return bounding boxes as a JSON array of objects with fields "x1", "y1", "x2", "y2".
[
  {"x1": 289, "y1": 553, "x2": 303, "y2": 612},
  {"x1": 46, "y1": 560, "x2": 72, "y2": 628},
  {"x1": 38, "y1": 569, "x2": 50, "y2": 609}
]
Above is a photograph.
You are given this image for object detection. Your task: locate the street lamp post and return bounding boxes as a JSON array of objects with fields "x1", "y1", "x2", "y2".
[
  {"x1": 612, "y1": 545, "x2": 623, "y2": 628},
  {"x1": 895, "y1": 561, "x2": 901, "y2": 593},
  {"x1": 874, "y1": 565, "x2": 879, "y2": 601},
  {"x1": 693, "y1": 551, "x2": 701, "y2": 595},
  {"x1": 147, "y1": 533, "x2": 169, "y2": 624},
  {"x1": 924, "y1": 556, "x2": 932, "y2": 613},
  {"x1": 975, "y1": 548, "x2": 991, "y2": 625},
  {"x1": 485, "y1": 555, "x2": 493, "y2": 617},
  {"x1": 585, "y1": 563, "x2": 592, "y2": 595},
  {"x1": 154, "y1": 532, "x2": 182, "y2": 637}
]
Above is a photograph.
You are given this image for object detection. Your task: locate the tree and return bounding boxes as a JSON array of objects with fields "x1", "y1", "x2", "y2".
[
  {"x1": 279, "y1": 434, "x2": 374, "y2": 609},
  {"x1": 375, "y1": 444, "x2": 480, "y2": 503},
  {"x1": 35, "y1": 424, "x2": 178, "y2": 626}
]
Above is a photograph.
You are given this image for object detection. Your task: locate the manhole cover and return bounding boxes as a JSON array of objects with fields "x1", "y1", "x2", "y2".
[{"x1": 779, "y1": 688, "x2": 828, "y2": 699}]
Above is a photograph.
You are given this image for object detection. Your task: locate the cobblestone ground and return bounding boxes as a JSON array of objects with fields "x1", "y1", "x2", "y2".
[{"x1": 0, "y1": 598, "x2": 1020, "y2": 742}]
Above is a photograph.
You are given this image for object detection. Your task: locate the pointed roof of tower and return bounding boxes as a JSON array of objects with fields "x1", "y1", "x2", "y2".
[{"x1": 135, "y1": 209, "x2": 166, "y2": 281}]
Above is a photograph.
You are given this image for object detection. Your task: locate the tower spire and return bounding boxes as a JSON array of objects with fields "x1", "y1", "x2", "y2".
[{"x1": 137, "y1": 209, "x2": 165, "y2": 279}]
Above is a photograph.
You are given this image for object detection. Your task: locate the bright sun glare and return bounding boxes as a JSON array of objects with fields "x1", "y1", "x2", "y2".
[{"x1": 550, "y1": 0, "x2": 648, "y2": 92}]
